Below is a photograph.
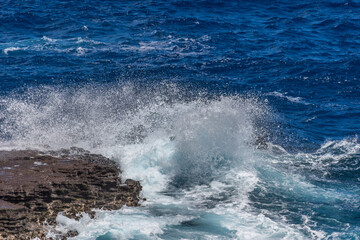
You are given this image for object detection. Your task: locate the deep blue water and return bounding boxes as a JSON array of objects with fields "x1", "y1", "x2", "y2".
[{"x1": 1, "y1": 0, "x2": 360, "y2": 239}]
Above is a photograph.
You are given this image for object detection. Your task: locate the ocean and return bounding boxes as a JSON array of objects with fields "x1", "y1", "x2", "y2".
[{"x1": 1, "y1": 0, "x2": 360, "y2": 239}]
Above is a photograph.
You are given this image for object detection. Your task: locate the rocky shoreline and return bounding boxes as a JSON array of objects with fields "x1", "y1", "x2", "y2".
[{"x1": 0, "y1": 148, "x2": 142, "y2": 239}]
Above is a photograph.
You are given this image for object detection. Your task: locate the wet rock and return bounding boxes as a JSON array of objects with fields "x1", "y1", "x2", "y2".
[
  {"x1": 0, "y1": 149, "x2": 142, "y2": 239},
  {"x1": 255, "y1": 136, "x2": 268, "y2": 149}
]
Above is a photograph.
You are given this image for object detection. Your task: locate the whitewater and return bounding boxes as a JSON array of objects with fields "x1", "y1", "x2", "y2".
[{"x1": 0, "y1": 82, "x2": 358, "y2": 239}]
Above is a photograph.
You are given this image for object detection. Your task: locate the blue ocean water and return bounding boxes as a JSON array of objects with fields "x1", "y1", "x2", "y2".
[{"x1": 1, "y1": 0, "x2": 360, "y2": 239}]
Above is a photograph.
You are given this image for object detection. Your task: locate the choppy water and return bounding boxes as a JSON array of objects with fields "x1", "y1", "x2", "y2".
[{"x1": 1, "y1": 0, "x2": 360, "y2": 239}]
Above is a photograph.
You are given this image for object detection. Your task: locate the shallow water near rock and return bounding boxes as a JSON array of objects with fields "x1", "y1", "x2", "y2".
[{"x1": 1, "y1": 0, "x2": 360, "y2": 239}]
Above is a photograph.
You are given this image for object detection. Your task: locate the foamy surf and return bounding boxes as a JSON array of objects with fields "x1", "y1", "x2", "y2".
[{"x1": 0, "y1": 82, "x2": 357, "y2": 239}]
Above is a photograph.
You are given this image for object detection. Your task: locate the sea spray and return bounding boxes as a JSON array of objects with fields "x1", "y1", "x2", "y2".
[{"x1": 0, "y1": 82, "x2": 358, "y2": 239}]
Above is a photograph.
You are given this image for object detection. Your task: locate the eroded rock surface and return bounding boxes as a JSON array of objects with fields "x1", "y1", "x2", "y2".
[{"x1": 0, "y1": 148, "x2": 142, "y2": 239}]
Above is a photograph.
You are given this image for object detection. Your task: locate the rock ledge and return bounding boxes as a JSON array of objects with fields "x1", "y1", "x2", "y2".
[{"x1": 0, "y1": 148, "x2": 142, "y2": 239}]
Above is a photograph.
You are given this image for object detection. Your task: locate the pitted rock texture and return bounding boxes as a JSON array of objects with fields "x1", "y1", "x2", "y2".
[{"x1": 0, "y1": 148, "x2": 142, "y2": 240}]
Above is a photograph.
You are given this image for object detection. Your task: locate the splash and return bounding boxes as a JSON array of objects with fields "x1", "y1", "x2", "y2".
[
  {"x1": 0, "y1": 82, "x2": 264, "y2": 193},
  {"x1": 1, "y1": 82, "x2": 350, "y2": 239}
]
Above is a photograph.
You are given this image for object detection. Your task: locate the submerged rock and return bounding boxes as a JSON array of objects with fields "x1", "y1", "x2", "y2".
[{"x1": 0, "y1": 148, "x2": 142, "y2": 239}]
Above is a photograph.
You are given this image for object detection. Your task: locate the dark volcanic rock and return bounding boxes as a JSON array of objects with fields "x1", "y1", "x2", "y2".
[{"x1": 0, "y1": 148, "x2": 142, "y2": 239}]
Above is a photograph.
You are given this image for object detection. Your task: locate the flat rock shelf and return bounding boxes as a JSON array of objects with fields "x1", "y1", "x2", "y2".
[{"x1": 0, "y1": 148, "x2": 142, "y2": 239}]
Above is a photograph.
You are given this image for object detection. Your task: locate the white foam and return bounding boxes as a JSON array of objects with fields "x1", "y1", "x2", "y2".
[
  {"x1": 288, "y1": 137, "x2": 360, "y2": 170},
  {"x1": 3, "y1": 47, "x2": 22, "y2": 55},
  {"x1": 267, "y1": 92, "x2": 309, "y2": 105},
  {"x1": 49, "y1": 207, "x2": 195, "y2": 240},
  {"x1": 41, "y1": 36, "x2": 56, "y2": 43},
  {"x1": 1, "y1": 36, "x2": 106, "y2": 57},
  {"x1": 318, "y1": 137, "x2": 360, "y2": 155},
  {"x1": 76, "y1": 47, "x2": 86, "y2": 55},
  {"x1": 219, "y1": 210, "x2": 309, "y2": 240},
  {"x1": 120, "y1": 35, "x2": 212, "y2": 56},
  {"x1": 0, "y1": 83, "x2": 329, "y2": 239},
  {"x1": 75, "y1": 37, "x2": 102, "y2": 45}
]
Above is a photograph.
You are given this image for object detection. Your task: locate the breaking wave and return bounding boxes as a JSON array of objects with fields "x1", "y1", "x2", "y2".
[{"x1": 0, "y1": 82, "x2": 358, "y2": 239}]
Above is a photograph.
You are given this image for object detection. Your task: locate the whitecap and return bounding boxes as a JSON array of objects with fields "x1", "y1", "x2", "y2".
[
  {"x1": 0, "y1": 82, "x2": 337, "y2": 239},
  {"x1": 41, "y1": 36, "x2": 56, "y2": 43},
  {"x1": 3, "y1": 47, "x2": 23, "y2": 55},
  {"x1": 76, "y1": 47, "x2": 86, "y2": 55},
  {"x1": 75, "y1": 37, "x2": 102, "y2": 45},
  {"x1": 267, "y1": 91, "x2": 309, "y2": 105}
]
